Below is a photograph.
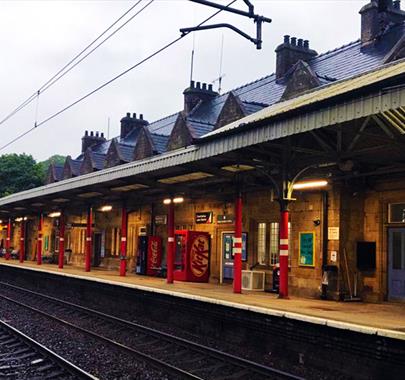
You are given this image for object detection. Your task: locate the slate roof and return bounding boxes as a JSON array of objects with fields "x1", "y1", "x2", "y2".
[
  {"x1": 91, "y1": 151, "x2": 106, "y2": 170},
  {"x1": 56, "y1": 19, "x2": 403, "y2": 183},
  {"x1": 150, "y1": 133, "x2": 169, "y2": 154},
  {"x1": 54, "y1": 164, "x2": 64, "y2": 181},
  {"x1": 69, "y1": 159, "x2": 82, "y2": 177}
]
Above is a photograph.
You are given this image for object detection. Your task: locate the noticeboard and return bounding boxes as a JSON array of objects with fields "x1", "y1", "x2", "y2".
[{"x1": 299, "y1": 232, "x2": 315, "y2": 267}]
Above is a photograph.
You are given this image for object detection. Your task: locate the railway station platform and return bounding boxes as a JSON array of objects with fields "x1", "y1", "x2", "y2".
[{"x1": 1, "y1": 259, "x2": 405, "y2": 342}]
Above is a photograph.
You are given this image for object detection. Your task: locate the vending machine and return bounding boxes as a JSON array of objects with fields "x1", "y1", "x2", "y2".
[
  {"x1": 136, "y1": 236, "x2": 162, "y2": 276},
  {"x1": 221, "y1": 232, "x2": 248, "y2": 281},
  {"x1": 173, "y1": 230, "x2": 210, "y2": 283}
]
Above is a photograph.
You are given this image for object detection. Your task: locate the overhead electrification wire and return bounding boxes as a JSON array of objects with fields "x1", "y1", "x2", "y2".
[
  {"x1": 0, "y1": 0, "x2": 237, "y2": 152},
  {"x1": 0, "y1": 0, "x2": 147, "y2": 128}
]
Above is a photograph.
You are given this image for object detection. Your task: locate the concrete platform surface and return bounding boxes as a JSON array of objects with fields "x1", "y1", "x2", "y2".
[{"x1": 1, "y1": 259, "x2": 405, "y2": 341}]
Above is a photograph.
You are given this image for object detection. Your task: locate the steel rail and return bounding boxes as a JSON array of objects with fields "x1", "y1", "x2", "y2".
[
  {"x1": 0, "y1": 292, "x2": 201, "y2": 380},
  {"x1": 0, "y1": 319, "x2": 97, "y2": 380},
  {"x1": 0, "y1": 281, "x2": 304, "y2": 380}
]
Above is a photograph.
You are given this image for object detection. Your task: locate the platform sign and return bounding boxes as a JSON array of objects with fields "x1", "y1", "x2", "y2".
[
  {"x1": 195, "y1": 212, "x2": 213, "y2": 224},
  {"x1": 299, "y1": 232, "x2": 315, "y2": 267}
]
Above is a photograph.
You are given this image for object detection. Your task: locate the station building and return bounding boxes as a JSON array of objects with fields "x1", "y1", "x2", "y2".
[{"x1": 0, "y1": 0, "x2": 405, "y2": 303}]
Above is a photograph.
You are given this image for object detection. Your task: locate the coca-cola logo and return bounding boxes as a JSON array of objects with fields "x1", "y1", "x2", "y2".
[
  {"x1": 190, "y1": 235, "x2": 209, "y2": 278},
  {"x1": 150, "y1": 240, "x2": 159, "y2": 267}
]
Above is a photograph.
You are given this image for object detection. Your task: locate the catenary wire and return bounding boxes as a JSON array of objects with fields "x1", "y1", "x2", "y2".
[
  {"x1": 0, "y1": 0, "x2": 237, "y2": 152},
  {"x1": 0, "y1": 0, "x2": 146, "y2": 128}
]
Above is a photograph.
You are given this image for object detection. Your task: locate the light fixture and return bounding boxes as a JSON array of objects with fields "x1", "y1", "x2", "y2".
[
  {"x1": 15, "y1": 217, "x2": 23, "y2": 222},
  {"x1": 293, "y1": 180, "x2": 328, "y2": 190},
  {"x1": 49, "y1": 212, "x2": 61, "y2": 218},
  {"x1": 100, "y1": 205, "x2": 113, "y2": 212},
  {"x1": 163, "y1": 197, "x2": 184, "y2": 205},
  {"x1": 221, "y1": 164, "x2": 255, "y2": 172}
]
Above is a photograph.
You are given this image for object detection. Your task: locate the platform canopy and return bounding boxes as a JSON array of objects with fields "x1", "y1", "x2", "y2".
[{"x1": 0, "y1": 59, "x2": 404, "y2": 215}]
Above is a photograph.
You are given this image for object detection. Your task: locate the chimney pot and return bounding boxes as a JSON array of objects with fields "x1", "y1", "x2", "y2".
[
  {"x1": 96, "y1": 131, "x2": 99, "y2": 137},
  {"x1": 291, "y1": 37, "x2": 297, "y2": 46},
  {"x1": 101, "y1": 132, "x2": 104, "y2": 138},
  {"x1": 140, "y1": 114, "x2": 143, "y2": 120},
  {"x1": 90, "y1": 131, "x2": 94, "y2": 137},
  {"x1": 196, "y1": 81, "x2": 201, "y2": 89},
  {"x1": 133, "y1": 113, "x2": 137, "y2": 119},
  {"x1": 126, "y1": 112, "x2": 130, "y2": 117},
  {"x1": 85, "y1": 130, "x2": 88, "y2": 136},
  {"x1": 191, "y1": 80, "x2": 195, "y2": 88},
  {"x1": 284, "y1": 35, "x2": 290, "y2": 44},
  {"x1": 304, "y1": 40, "x2": 309, "y2": 49},
  {"x1": 298, "y1": 38, "x2": 303, "y2": 48},
  {"x1": 208, "y1": 84, "x2": 213, "y2": 91},
  {"x1": 202, "y1": 83, "x2": 207, "y2": 90}
]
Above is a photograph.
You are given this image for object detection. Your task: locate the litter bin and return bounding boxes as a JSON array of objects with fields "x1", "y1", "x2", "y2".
[
  {"x1": 321, "y1": 265, "x2": 338, "y2": 300},
  {"x1": 272, "y1": 264, "x2": 280, "y2": 293}
]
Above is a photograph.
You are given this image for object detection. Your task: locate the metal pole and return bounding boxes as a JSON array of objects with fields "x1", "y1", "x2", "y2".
[
  {"x1": 233, "y1": 193, "x2": 242, "y2": 293},
  {"x1": 167, "y1": 201, "x2": 174, "y2": 284},
  {"x1": 58, "y1": 213, "x2": 65, "y2": 269},
  {"x1": 85, "y1": 207, "x2": 92, "y2": 272},
  {"x1": 279, "y1": 204, "x2": 289, "y2": 298},
  {"x1": 37, "y1": 213, "x2": 43, "y2": 265},
  {"x1": 19, "y1": 220, "x2": 25, "y2": 263},
  {"x1": 5, "y1": 218, "x2": 11, "y2": 260},
  {"x1": 119, "y1": 206, "x2": 128, "y2": 277}
]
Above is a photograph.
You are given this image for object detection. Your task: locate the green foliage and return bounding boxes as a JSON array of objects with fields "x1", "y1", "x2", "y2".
[
  {"x1": 0, "y1": 154, "x2": 43, "y2": 197},
  {"x1": 37, "y1": 154, "x2": 66, "y2": 181}
]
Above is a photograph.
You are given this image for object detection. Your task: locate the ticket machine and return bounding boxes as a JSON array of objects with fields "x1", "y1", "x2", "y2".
[
  {"x1": 173, "y1": 230, "x2": 210, "y2": 283},
  {"x1": 222, "y1": 232, "x2": 248, "y2": 281}
]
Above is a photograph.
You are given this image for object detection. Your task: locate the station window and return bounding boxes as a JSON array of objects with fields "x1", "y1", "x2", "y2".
[
  {"x1": 270, "y1": 222, "x2": 292, "y2": 265},
  {"x1": 388, "y1": 203, "x2": 405, "y2": 223},
  {"x1": 257, "y1": 223, "x2": 267, "y2": 265},
  {"x1": 110, "y1": 227, "x2": 121, "y2": 256}
]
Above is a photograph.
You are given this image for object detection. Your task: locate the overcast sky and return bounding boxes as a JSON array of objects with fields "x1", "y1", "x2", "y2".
[{"x1": 0, "y1": 0, "x2": 369, "y2": 161}]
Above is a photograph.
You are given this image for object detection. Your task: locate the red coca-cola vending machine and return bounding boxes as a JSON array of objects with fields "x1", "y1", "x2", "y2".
[
  {"x1": 173, "y1": 230, "x2": 210, "y2": 283},
  {"x1": 136, "y1": 236, "x2": 162, "y2": 276}
]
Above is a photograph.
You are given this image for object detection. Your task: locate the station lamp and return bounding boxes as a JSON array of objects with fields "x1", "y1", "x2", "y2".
[
  {"x1": 292, "y1": 180, "x2": 328, "y2": 190},
  {"x1": 15, "y1": 216, "x2": 28, "y2": 222},
  {"x1": 48, "y1": 212, "x2": 61, "y2": 218},
  {"x1": 163, "y1": 197, "x2": 184, "y2": 205},
  {"x1": 100, "y1": 205, "x2": 113, "y2": 212}
]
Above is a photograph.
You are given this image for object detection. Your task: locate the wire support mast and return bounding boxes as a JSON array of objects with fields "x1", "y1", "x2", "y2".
[{"x1": 182, "y1": 0, "x2": 271, "y2": 49}]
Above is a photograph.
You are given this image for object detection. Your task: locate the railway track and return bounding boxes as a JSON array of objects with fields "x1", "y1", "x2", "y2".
[
  {"x1": 0, "y1": 318, "x2": 96, "y2": 380},
  {"x1": 0, "y1": 281, "x2": 304, "y2": 380}
]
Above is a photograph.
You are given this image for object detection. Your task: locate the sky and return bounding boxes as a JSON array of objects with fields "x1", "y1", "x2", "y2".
[{"x1": 0, "y1": 0, "x2": 369, "y2": 161}]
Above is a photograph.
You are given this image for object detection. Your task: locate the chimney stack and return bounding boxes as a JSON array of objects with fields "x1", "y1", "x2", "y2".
[
  {"x1": 183, "y1": 80, "x2": 219, "y2": 115},
  {"x1": 275, "y1": 35, "x2": 318, "y2": 80},
  {"x1": 360, "y1": 0, "x2": 405, "y2": 46},
  {"x1": 81, "y1": 130, "x2": 106, "y2": 153},
  {"x1": 120, "y1": 112, "x2": 149, "y2": 139}
]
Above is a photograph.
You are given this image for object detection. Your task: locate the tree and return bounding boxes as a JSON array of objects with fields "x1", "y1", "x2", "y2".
[
  {"x1": 0, "y1": 154, "x2": 43, "y2": 197},
  {"x1": 37, "y1": 154, "x2": 66, "y2": 181}
]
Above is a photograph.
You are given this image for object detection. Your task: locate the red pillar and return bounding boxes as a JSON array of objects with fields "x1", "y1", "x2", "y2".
[
  {"x1": 19, "y1": 220, "x2": 25, "y2": 263},
  {"x1": 279, "y1": 207, "x2": 289, "y2": 298},
  {"x1": 5, "y1": 218, "x2": 11, "y2": 260},
  {"x1": 37, "y1": 213, "x2": 43, "y2": 265},
  {"x1": 166, "y1": 201, "x2": 174, "y2": 284},
  {"x1": 119, "y1": 206, "x2": 128, "y2": 276},
  {"x1": 233, "y1": 193, "x2": 242, "y2": 293},
  {"x1": 58, "y1": 213, "x2": 65, "y2": 269},
  {"x1": 85, "y1": 207, "x2": 93, "y2": 272}
]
